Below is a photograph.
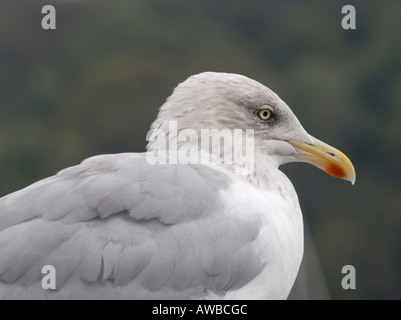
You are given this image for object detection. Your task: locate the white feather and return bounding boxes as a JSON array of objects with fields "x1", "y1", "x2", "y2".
[{"x1": 0, "y1": 72, "x2": 312, "y2": 299}]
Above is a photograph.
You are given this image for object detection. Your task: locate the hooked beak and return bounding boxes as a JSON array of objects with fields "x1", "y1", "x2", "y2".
[{"x1": 288, "y1": 136, "x2": 356, "y2": 185}]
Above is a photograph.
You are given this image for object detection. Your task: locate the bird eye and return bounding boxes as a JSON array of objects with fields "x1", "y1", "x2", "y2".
[{"x1": 258, "y1": 109, "x2": 272, "y2": 120}]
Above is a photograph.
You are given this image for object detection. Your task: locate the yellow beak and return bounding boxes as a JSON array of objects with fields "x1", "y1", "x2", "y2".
[{"x1": 288, "y1": 136, "x2": 356, "y2": 185}]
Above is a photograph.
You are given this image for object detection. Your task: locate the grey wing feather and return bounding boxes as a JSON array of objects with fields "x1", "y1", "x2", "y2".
[{"x1": 0, "y1": 153, "x2": 264, "y2": 299}]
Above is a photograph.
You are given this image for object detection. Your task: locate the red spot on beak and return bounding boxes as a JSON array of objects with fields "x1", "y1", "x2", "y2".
[{"x1": 326, "y1": 164, "x2": 346, "y2": 179}]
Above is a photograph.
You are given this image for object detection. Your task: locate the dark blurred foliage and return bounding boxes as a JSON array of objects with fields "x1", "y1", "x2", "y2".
[{"x1": 0, "y1": 0, "x2": 400, "y2": 299}]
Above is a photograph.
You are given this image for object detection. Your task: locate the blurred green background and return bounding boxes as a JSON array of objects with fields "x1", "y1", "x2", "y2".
[{"x1": 0, "y1": 0, "x2": 400, "y2": 299}]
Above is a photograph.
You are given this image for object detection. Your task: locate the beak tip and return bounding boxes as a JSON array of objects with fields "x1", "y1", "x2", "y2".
[{"x1": 346, "y1": 168, "x2": 356, "y2": 185}]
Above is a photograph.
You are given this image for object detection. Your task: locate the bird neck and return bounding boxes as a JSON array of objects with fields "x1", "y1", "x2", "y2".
[{"x1": 221, "y1": 149, "x2": 298, "y2": 204}]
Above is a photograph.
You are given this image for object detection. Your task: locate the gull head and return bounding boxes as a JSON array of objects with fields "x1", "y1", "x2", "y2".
[{"x1": 147, "y1": 72, "x2": 355, "y2": 184}]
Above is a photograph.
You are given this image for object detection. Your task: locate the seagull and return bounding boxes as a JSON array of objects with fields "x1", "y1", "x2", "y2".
[{"x1": 0, "y1": 72, "x2": 355, "y2": 300}]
